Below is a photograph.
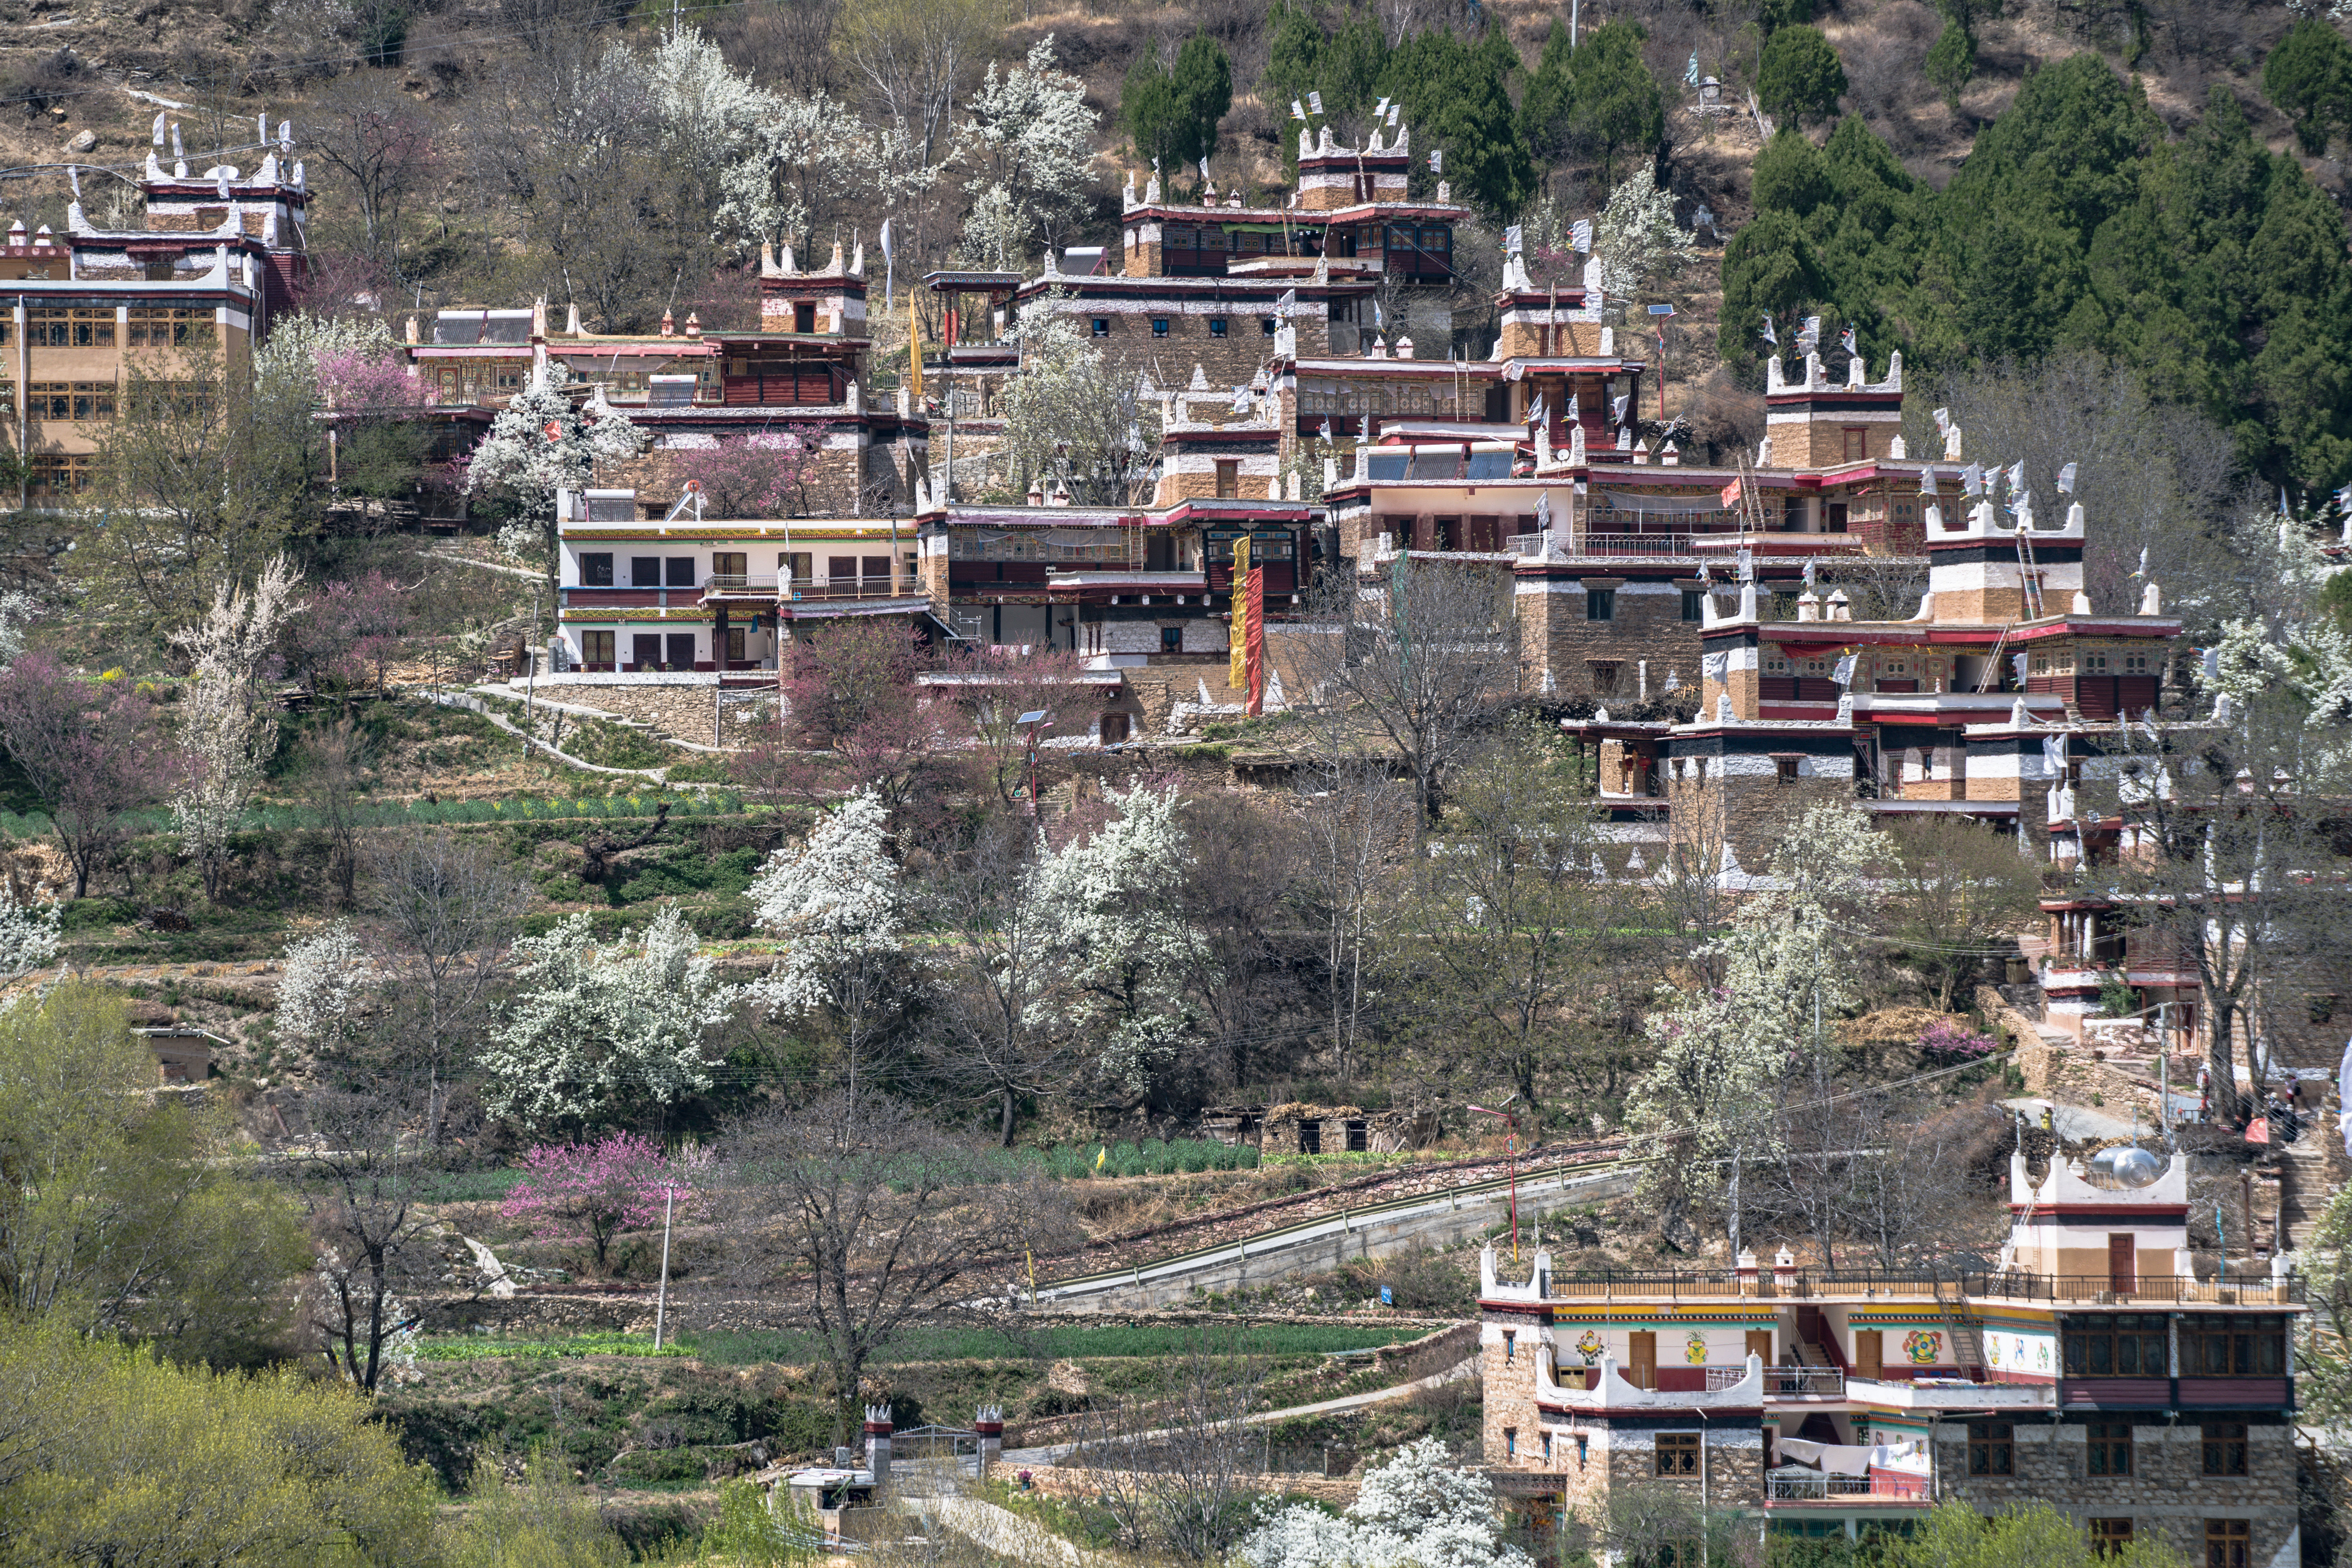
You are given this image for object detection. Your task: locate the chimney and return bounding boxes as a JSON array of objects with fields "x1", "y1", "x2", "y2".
[
  {"x1": 684, "y1": 312, "x2": 701, "y2": 338},
  {"x1": 975, "y1": 1406, "x2": 1004, "y2": 1477},
  {"x1": 863, "y1": 1405, "x2": 893, "y2": 1482},
  {"x1": 660, "y1": 309, "x2": 675, "y2": 338}
]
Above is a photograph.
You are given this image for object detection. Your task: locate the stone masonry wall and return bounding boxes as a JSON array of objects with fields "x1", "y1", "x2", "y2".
[
  {"x1": 1519, "y1": 578, "x2": 1704, "y2": 700},
  {"x1": 1666, "y1": 758, "x2": 1852, "y2": 875},
  {"x1": 516, "y1": 678, "x2": 746, "y2": 748},
  {"x1": 1934, "y1": 1420, "x2": 2298, "y2": 1567}
]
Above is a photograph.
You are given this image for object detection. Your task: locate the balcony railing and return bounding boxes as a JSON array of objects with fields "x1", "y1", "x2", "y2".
[
  {"x1": 1767, "y1": 1475, "x2": 1929, "y2": 1502},
  {"x1": 1537, "y1": 1270, "x2": 2301, "y2": 1305},
  {"x1": 1736, "y1": 1367, "x2": 1845, "y2": 1397},
  {"x1": 1508, "y1": 532, "x2": 1696, "y2": 559},
  {"x1": 700, "y1": 574, "x2": 924, "y2": 602}
]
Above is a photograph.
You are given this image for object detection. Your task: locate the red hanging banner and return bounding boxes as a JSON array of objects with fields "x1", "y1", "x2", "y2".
[{"x1": 1245, "y1": 563, "x2": 1266, "y2": 717}]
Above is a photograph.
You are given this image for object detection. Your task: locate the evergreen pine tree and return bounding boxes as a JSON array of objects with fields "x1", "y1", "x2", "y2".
[
  {"x1": 1757, "y1": 26, "x2": 1848, "y2": 127},
  {"x1": 2264, "y1": 19, "x2": 2352, "y2": 155}
]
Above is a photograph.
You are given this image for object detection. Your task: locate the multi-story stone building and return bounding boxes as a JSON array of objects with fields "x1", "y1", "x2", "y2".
[
  {"x1": 406, "y1": 241, "x2": 927, "y2": 516},
  {"x1": 549, "y1": 486, "x2": 935, "y2": 676},
  {"x1": 923, "y1": 122, "x2": 1473, "y2": 439},
  {"x1": 1480, "y1": 1145, "x2": 2305, "y2": 1565},
  {"x1": 5, "y1": 118, "x2": 308, "y2": 502}
]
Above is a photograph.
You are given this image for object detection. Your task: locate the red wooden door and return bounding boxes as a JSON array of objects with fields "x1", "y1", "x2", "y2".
[{"x1": 2108, "y1": 1234, "x2": 2136, "y2": 1294}]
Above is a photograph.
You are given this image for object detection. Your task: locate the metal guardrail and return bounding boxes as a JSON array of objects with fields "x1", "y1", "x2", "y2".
[
  {"x1": 1507, "y1": 533, "x2": 1694, "y2": 559},
  {"x1": 1768, "y1": 1475, "x2": 1927, "y2": 1502},
  {"x1": 1539, "y1": 1270, "x2": 2301, "y2": 1305},
  {"x1": 1028, "y1": 1156, "x2": 1636, "y2": 1307},
  {"x1": 699, "y1": 574, "x2": 923, "y2": 601},
  {"x1": 1703, "y1": 1365, "x2": 1844, "y2": 1396}
]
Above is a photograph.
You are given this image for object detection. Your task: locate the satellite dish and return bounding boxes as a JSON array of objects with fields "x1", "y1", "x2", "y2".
[{"x1": 2086, "y1": 1144, "x2": 2164, "y2": 1189}]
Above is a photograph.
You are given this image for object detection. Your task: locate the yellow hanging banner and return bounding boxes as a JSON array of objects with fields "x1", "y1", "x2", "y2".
[
  {"x1": 907, "y1": 299, "x2": 923, "y2": 403},
  {"x1": 1228, "y1": 533, "x2": 1250, "y2": 692}
]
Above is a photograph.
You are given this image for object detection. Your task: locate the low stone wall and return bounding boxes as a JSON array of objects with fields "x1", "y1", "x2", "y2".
[
  {"x1": 1015, "y1": 1463, "x2": 1359, "y2": 1509},
  {"x1": 493, "y1": 677, "x2": 779, "y2": 748}
]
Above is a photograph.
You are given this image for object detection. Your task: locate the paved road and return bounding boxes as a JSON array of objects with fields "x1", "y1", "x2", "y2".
[{"x1": 999, "y1": 1354, "x2": 1476, "y2": 1468}]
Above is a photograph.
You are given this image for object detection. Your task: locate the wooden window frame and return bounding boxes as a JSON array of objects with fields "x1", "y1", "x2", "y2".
[
  {"x1": 1655, "y1": 1433, "x2": 1699, "y2": 1476},
  {"x1": 1967, "y1": 1421, "x2": 2012, "y2": 1476},
  {"x1": 2085, "y1": 1421, "x2": 2133, "y2": 1477},
  {"x1": 2202, "y1": 1422, "x2": 2248, "y2": 1477}
]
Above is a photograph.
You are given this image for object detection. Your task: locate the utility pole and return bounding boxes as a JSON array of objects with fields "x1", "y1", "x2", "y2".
[
  {"x1": 652, "y1": 1183, "x2": 675, "y2": 1350},
  {"x1": 1468, "y1": 1098, "x2": 1522, "y2": 1264}
]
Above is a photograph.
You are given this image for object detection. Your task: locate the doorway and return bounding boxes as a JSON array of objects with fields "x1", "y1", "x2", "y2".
[
  {"x1": 1628, "y1": 1332, "x2": 1657, "y2": 1391},
  {"x1": 2108, "y1": 1234, "x2": 2136, "y2": 1294},
  {"x1": 631, "y1": 634, "x2": 661, "y2": 670},
  {"x1": 666, "y1": 633, "x2": 697, "y2": 670}
]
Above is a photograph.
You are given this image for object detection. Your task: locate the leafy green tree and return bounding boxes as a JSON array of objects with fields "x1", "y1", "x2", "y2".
[
  {"x1": 448, "y1": 1453, "x2": 629, "y2": 1568},
  {"x1": 1530, "y1": 20, "x2": 1666, "y2": 193},
  {"x1": 1751, "y1": 127, "x2": 1833, "y2": 217},
  {"x1": 1261, "y1": 2, "x2": 1391, "y2": 169},
  {"x1": 1122, "y1": 33, "x2": 1232, "y2": 183},
  {"x1": 1925, "y1": 17, "x2": 1976, "y2": 110},
  {"x1": 1757, "y1": 24, "x2": 1848, "y2": 127},
  {"x1": 1760, "y1": 0, "x2": 1815, "y2": 33},
  {"x1": 1730, "y1": 57, "x2": 2352, "y2": 492},
  {"x1": 0, "y1": 983, "x2": 306, "y2": 1367},
  {"x1": 1716, "y1": 210, "x2": 1827, "y2": 366},
  {"x1": 1886, "y1": 1502, "x2": 2192, "y2": 1568},
  {"x1": 1382, "y1": 26, "x2": 1535, "y2": 217},
  {"x1": 0, "y1": 1320, "x2": 447, "y2": 1567},
  {"x1": 2265, "y1": 18, "x2": 2352, "y2": 156}
]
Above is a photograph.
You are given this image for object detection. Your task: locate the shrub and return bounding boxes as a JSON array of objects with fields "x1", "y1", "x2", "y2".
[{"x1": 1918, "y1": 1018, "x2": 1996, "y2": 1062}]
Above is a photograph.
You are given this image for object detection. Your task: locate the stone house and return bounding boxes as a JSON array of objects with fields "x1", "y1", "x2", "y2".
[{"x1": 1480, "y1": 1145, "x2": 2305, "y2": 1564}]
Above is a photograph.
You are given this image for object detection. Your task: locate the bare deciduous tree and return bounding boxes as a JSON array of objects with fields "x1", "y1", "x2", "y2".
[
  {"x1": 708, "y1": 1092, "x2": 1073, "y2": 1438},
  {"x1": 365, "y1": 826, "x2": 530, "y2": 1144},
  {"x1": 1076, "y1": 1331, "x2": 1269, "y2": 1562},
  {"x1": 1411, "y1": 729, "x2": 1616, "y2": 1109},
  {"x1": 1287, "y1": 559, "x2": 1520, "y2": 829},
  {"x1": 294, "y1": 1088, "x2": 436, "y2": 1394},
  {"x1": 918, "y1": 812, "x2": 1074, "y2": 1145}
]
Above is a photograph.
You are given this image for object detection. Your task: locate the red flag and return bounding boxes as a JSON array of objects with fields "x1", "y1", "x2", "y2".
[
  {"x1": 2245, "y1": 1118, "x2": 2271, "y2": 1145},
  {"x1": 1244, "y1": 565, "x2": 1266, "y2": 717},
  {"x1": 1721, "y1": 478, "x2": 1743, "y2": 510}
]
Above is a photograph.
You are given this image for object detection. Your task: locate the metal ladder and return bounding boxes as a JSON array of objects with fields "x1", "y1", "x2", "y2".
[{"x1": 1932, "y1": 1276, "x2": 1986, "y2": 1378}]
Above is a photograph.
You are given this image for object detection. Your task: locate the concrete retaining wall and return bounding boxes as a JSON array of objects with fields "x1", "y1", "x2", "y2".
[{"x1": 1040, "y1": 1164, "x2": 1639, "y2": 1313}]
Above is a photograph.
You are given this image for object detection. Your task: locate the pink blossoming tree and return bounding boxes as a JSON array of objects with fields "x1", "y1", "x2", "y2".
[
  {"x1": 674, "y1": 430, "x2": 825, "y2": 519},
  {"x1": 498, "y1": 1132, "x2": 693, "y2": 1275}
]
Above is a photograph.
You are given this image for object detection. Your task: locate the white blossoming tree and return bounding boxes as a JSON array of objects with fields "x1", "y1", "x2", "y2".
[
  {"x1": 461, "y1": 361, "x2": 642, "y2": 573},
  {"x1": 960, "y1": 35, "x2": 1099, "y2": 264},
  {"x1": 746, "y1": 790, "x2": 911, "y2": 1095},
  {"x1": 171, "y1": 556, "x2": 304, "y2": 902},
  {"x1": 478, "y1": 905, "x2": 734, "y2": 1130},
  {"x1": 1239, "y1": 1438, "x2": 1531, "y2": 1568},
  {"x1": 720, "y1": 91, "x2": 893, "y2": 259},
  {"x1": 249, "y1": 311, "x2": 398, "y2": 389},
  {"x1": 0, "y1": 890, "x2": 59, "y2": 981},
  {"x1": 1628, "y1": 801, "x2": 1892, "y2": 1252},
  {"x1": 1595, "y1": 164, "x2": 1694, "y2": 308},
  {"x1": 992, "y1": 306, "x2": 1160, "y2": 504},
  {"x1": 1029, "y1": 783, "x2": 1207, "y2": 1098},
  {"x1": 276, "y1": 921, "x2": 373, "y2": 1048}
]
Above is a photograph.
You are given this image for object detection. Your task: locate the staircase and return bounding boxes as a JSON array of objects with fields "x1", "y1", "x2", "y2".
[
  {"x1": 1794, "y1": 1341, "x2": 1833, "y2": 1370},
  {"x1": 1933, "y1": 1278, "x2": 1987, "y2": 1378},
  {"x1": 2278, "y1": 1134, "x2": 2347, "y2": 1252}
]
